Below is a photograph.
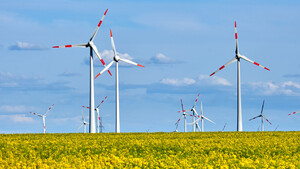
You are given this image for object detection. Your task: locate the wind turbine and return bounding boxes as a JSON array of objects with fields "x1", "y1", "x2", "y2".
[
  {"x1": 176, "y1": 99, "x2": 192, "y2": 132},
  {"x1": 249, "y1": 100, "x2": 272, "y2": 132},
  {"x1": 222, "y1": 122, "x2": 227, "y2": 132},
  {"x1": 29, "y1": 104, "x2": 54, "y2": 134},
  {"x1": 78, "y1": 109, "x2": 89, "y2": 133},
  {"x1": 94, "y1": 29, "x2": 145, "y2": 133},
  {"x1": 52, "y1": 9, "x2": 111, "y2": 133},
  {"x1": 288, "y1": 111, "x2": 300, "y2": 116},
  {"x1": 82, "y1": 96, "x2": 108, "y2": 133},
  {"x1": 210, "y1": 21, "x2": 270, "y2": 131},
  {"x1": 188, "y1": 102, "x2": 215, "y2": 132}
]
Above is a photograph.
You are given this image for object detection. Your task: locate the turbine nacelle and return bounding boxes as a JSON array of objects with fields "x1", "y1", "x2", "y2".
[{"x1": 114, "y1": 54, "x2": 120, "y2": 62}]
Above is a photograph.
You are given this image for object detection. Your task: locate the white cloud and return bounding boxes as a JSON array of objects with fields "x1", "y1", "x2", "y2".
[
  {"x1": 198, "y1": 74, "x2": 231, "y2": 86},
  {"x1": 282, "y1": 81, "x2": 300, "y2": 89},
  {"x1": 150, "y1": 53, "x2": 177, "y2": 64},
  {"x1": 0, "y1": 105, "x2": 31, "y2": 113},
  {"x1": 0, "y1": 114, "x2": 34, "y2": 123},
  {"x1": 248, "y1": 81, "x2": 300, "y2": 96},
  {"x1": 9, "y1": 41, "x2": 48, "y2": 50},
  {"x1": 90, "y1": 50, "x2": 139, "y2": 67},
  {"x1": 161, "y1": 77, "x2": 196, "y2": 86}
]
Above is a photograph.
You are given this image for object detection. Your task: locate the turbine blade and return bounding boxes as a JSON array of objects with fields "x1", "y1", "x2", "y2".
[
  {"x1": 94, "y1": 61, "x2": 115, "y2": 79},
  {"x1": 210, "y1": 57, "x2": 237, "y2": 76},
  {"x1": 288, "y1": 111, "x2": 300, "y2": 116},
  {"x1": 177, "y1": 110, "x2": 188, "y2": 113},
  {"x1": 90, "y1": 43, "x2": 112, "y2": 76},
  {"x1": 52, "y1": 43, "x2": 87, "y2": 48},
  {"x1": 261, "y1": 100, "x2": 265, "y2": 115},
  {"x1": 192, "y1": 94, "x2": 200, "y2": 108},
  {"x1": 29, "y1": 112, "x2": 43, "y2": 117},
  {"x1": 239, "y1": 55, "x2": 270, "y2": 71},
  {"x1": 180, "y1": 99, "x2": 184, "y2": 111},
  {"x1": 175, "y1": 115, "x2": 184, "y2": 125},
  {"x1": 90, "y1": 9, "x2": 108, "y2": 42},
  {"x1": 235, "y1": 21, "x2": 239, "y2": 55},
  {"x1": 249, "y1": 115, "x2": 261, "y2": 121},
  {"x1": 82, "y1": 110, "x2": 85, "y2": 122},
  {"x1": 263, "y1": 115, "x2": 272, "y2": 125},
  {"x1": 44, "y1": 104, "x2": 54, "y2": 116},
  {"x1": 203, "y1": 116, "x2": 215, "y2": 124},
  {"x1": 119, "y1": 58, "x2": 145, "y2": 68},
  {"x1": 187, "y1": 118, "x2": 201, "y2": 125},
  {"x1": 77, "y1": 123, "x2": 84, "y2": 131},
  {"x1": 99, "y1": 116, "x2": 102, "y2": 126},
  {"x1": 110, "y1": 29, "x2": 117, "y2": 57},
  {"x1": 82, "y1": 106, "x2": 90, "y2": 109},
  {"x1": 96, "y1": 96, "x2": 108, "y2": 108},
  {"x1": 193, "y1": 109, "x2": 200, "y2": 118}
]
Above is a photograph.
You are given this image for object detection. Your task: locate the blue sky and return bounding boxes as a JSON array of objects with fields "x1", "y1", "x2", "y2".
[{"x1": 0, "y1": 0, "x2": 299, "y2": 133}]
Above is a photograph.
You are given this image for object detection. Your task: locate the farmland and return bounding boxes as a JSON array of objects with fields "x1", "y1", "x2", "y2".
[{"x1": 0, "y1": 132, "x2": 299, "y2": 168}]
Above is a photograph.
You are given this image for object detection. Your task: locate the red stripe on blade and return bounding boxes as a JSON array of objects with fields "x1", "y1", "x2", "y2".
[
  {"x1": 253, "y1": 62, "x2": 260, "y2": 66},
  {"x1": 235, "y1": 21, "x2": 237, "y2": 28},
  {"x1": 65, "y1": 45, "x2": 72, "y2": 48},
  {"x1": 98, "y1": 20, "x2": 103, "y2": 27},
  {"x1": 210, "y1": 72, "x2": 215, "y2": 76},
  {"x1": 104, "y1": 9, "x2": 108, "y2": 15},
  {"x1": 235, "y1": 33, "x2": 238, "y2": 39},
  {"x1": 52, "y1": 46, "x2": 59, "y2": 48},
  {"x1": 110, "y1": 29, "x2": 113, "y2": 37},
  {"x1": 108, "y1": 70, "x2": 112, "y2": 76},
  {"x1": 264, "y1": 67, "x2": 270, "y2": 71},
  {"x1": 219, "y1": 65, "x2": 225, "y2": 70},
  {"x1": 100, "y1": 59, "x2": 105, "y2": 65}
]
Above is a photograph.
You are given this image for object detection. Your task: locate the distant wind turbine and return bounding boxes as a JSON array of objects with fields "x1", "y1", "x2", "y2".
[
  {"x1": 188, "y1": 101, "x2": 215, "y2": 132},
  {"x1": 210, "y1": 21, "x2": 270, "y2": 131},
  {"x1": 94, "y1": 29, "x2": 145, "y2": 133},
  {"x1": 82, "y1": 96, "x2": 107, "y2": 133},
  {"x1": 78, "y1": 109, "x2": 89, "y2": 133},
  {"x1": 52, "y1": 9, "x2": 111, "y2": 133},
  {"x1": 249, "y1": 100, "x2": 272, "y2": 132},
  {"x1": 176, "y1": 99, "x2": 192, "y2": 132},
  {"x1": 30, "y1": 104, "x2": 54, "y2": 134}
]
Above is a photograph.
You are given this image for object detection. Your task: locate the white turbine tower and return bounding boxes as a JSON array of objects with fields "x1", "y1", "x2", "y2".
[
  {"x1": 249, "y1": 100, "x2": 272, "y2": 132},
  {"x1": 95, "y1": 29, "x2": 145, "y2": 133},
  {"x1": 176, "y1": 99, "x2": 191, "y2": 132},
  {"x1": 52, "y1": 9, "x2": 111, "y2": 133},
  {"x1": 288, "y1": 111, "x2": 300, "y2": 116},
  {"x1": 182, "y1": 94, "x2": 203, "y2": 132},
  {"x1": 82, "y1": 96, "x2": 107, "y2": 133},
  {"x1": 30, "y1": 104, "x2": 54, "y2": 134},
  {"x1": 188, "y1": 102, "x2": 215, "y2": 132},
  {"x1": 78, "y1": 109, "x2": 89, "y2": 133},
  {"x1": 210, "y1": 21, "x2": 270, "y2": 131}
]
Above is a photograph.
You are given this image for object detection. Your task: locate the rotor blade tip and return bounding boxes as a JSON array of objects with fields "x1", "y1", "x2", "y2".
[
  {"x1": 104, "y1": 9, "x2": 108, "y2": 15},
  {"x1": 210, "y1": 72, "x2": 215, "y2": 76},
  {"x1": 110, "y1": 29, "x2": 112, "y2": 37},
  {"x1": 95, "y1": 73, "x2": 101, "y2": 79},
  {"x1": 52, "y1": 46, "x2": 59, "y2": 48},
  {"x1": 137, "y1": 64, "x2": 145, "y2": 68}
]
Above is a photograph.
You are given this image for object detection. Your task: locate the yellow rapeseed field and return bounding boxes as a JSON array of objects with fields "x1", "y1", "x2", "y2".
[{"x1": 0, "y1": 132, "x2": 299, "y2": 168}]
